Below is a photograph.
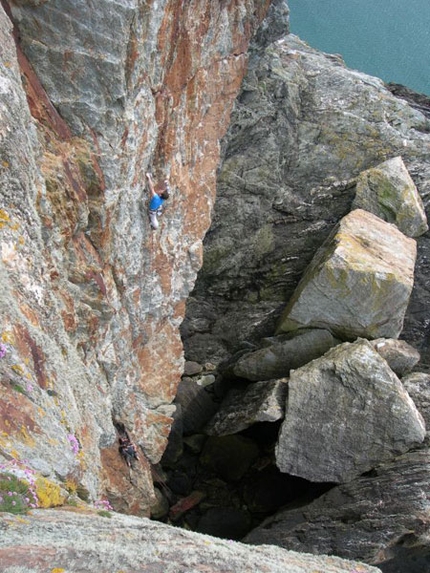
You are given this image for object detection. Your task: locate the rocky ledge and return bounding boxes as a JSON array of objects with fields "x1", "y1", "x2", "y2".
[{"x1": 0, "y1": 508, "x2": 381, "y2": 573}]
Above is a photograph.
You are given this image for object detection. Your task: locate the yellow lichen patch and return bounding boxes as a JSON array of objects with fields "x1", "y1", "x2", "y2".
[
  {"x1": 35, "y1": 477, "x2": 65, "y2": 508},
  {"x1": 14, "y1": 516, "x2": 30, "y2": 525},
  {"x1": 1, "y1": 331, "x2": 15, "y2": 344},
  {"x1": 51, "y1": 569, "x2": 66, "y2": 573},
  {"x1": 0, "y1": 209, "x2": 10, "y2": 228},
  {"x1": 77, "y1": 449, "x2": 87, "y2": 471},
  {"x1": 19, "y1": 426, "x2": 36, "y2": 448},
  {"x1": 64, "y1": 478, "x2": 78, "y2": 494},
  {"x1": 11, "y1": 364, "x2": 25, "y2": 375}
]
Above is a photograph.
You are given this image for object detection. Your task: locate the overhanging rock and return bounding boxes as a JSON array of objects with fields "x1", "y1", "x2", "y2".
[
  {"x1": 233, "y1": 329, "x2": 338, "y2": 381},
  {"x1": 205, "y1": 379, "x2": 288, "y2": 436},
  {"x1": 277, "y1": 209, "x2": 417, "y2": 340}
]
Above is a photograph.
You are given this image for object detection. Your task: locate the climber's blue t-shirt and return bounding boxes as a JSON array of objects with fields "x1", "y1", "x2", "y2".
[{"x1": 149, "y1": 195, "x2": 164, "y2": 211}]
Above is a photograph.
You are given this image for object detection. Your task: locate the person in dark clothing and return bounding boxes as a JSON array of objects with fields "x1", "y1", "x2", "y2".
[{"x1": 119, "y1": 436, "x2": 139, "y2": 469}]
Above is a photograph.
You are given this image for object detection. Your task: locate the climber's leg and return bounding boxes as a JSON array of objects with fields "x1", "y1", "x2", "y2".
[{"x1": 149, "y1": 210, "x2": 159, "y2": 229}]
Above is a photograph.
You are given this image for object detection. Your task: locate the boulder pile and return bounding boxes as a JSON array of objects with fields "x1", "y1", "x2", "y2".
[{"x1": 158, "y1": 156, "x2": 430, "y2": 568}]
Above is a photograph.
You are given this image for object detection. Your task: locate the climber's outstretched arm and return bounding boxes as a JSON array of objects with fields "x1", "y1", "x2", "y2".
[{"x1": 146, "y1": 172, "x2": 157, "y2": 197}]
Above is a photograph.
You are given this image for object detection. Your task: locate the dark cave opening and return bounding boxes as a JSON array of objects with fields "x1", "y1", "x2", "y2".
[{"x1": 152, "y1": 420, "x2": 335, "y2": 541}]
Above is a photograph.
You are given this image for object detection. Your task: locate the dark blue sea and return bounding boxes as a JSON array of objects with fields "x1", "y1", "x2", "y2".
[{"x1": 288, "y1": 0, "x2": 430, "y2": 96}]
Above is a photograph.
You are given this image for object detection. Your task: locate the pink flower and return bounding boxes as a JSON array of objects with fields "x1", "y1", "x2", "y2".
[
  {"x1": 0, "y1": 343, "x2": 6, "y2": 358},
  {"x1": 67, "y1": 434, "x2": 80, "y2": 455},
  {"x1": 11, "y1": 501, "x2": 16, "y2": 506}
]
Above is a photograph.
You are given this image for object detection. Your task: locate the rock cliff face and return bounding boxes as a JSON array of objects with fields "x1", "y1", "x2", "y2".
[
  {"x1": 183, "y1": 34, "x2": 430, "y2": 367},
  {"x1": 1, "y1": 0, "x2": 430, "y2": 571},
  {"x1": 0, "y1": 0, "x2": 274, "y2": 513}
]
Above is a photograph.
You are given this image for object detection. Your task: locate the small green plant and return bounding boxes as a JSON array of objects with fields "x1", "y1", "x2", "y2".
[
  {"x1": 97, "y1": 510, "x2": 112, "y2": 518},
  {"x1": 0, "y1": 466, "x2": 38, "y2": 515},
  {"x1": 11, "y1": 383, "x2": 26, "y2": 394},
  {"x1": 94, "y1": 498, "x2": 113, "y2": 518}
]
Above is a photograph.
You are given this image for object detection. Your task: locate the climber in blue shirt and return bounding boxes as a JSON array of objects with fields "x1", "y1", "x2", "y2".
[{"x1": 146, "y1": 172, "x2": 170, "y2": 230}]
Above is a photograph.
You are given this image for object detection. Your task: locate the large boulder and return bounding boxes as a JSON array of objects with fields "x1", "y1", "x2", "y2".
[
  {"x1": 174, "y1": 377, "x2": 219, "y2": 435},
  {"x1": 205, "y1": 379, "x2": 288, "y2": 436},
  {"x1": 275, "y1": 339, "x2": 426, "y2": 483},
  {"x1": 370, "y1": 338, "x2": 421, "y2": 376},
  {"x1": 277, "y1": 209, "x2": 417, "y2": 340},
  {"x1": 245, "y1": 448, "x2": 430, "y2": 572},
  {"x1": 352, "y1": 156, "x2": 428, "y2": 238},
  {"x1": 232, "y1": 329, "x2": 338, "y2": 381}
]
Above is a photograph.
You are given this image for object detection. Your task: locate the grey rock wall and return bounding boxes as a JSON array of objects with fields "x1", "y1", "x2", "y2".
[{"x1": 183, "y1": 34, "x2": 430, "y2": 369}]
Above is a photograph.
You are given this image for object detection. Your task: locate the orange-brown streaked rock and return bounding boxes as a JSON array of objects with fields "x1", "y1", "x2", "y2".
[
  {"x1": 0, "y1": 0, "x2": 273, "y2": 510},
  {"x1": 100, "y1": 444, "x2": 155, "y2": 517},
  {"x1": 0, "y1": 385, "x2": 41, "y2": 438},
  {"x1": 135, "y1": 321, "x2": 183, "y2": 405},
  {"x1": 13, "y1": 324, "x2": 48, "y2": 390}
]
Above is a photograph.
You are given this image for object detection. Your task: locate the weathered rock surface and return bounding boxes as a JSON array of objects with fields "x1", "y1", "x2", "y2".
[
  {"x1": 232, "y1": 328, "x2": 337, "y2": 381},
  {"x1": 1, "y1": 0, "x2": 429, "y2": 568},
  {"x1": 0, "y1": 509, "x2": 381, "y2": 573},
  {"x1": 245, "y1": 448, "x2": 430, "y2": 573},
  {"x1": 352, "y1": 156, "x2": 428, "y2": 237},
  {"x1": 205, "y1": 378, "x2": 288, "y2": 436},
  {"x1": 0, "y1": 0, "x2": 272, "y2": 511},
  {"x1": 183, "y1": 33, "x2": 430, "y2": 369},
  {"x1": 402, "y1": 372, "x2": 430, "y2": 433},
  {"x1": 275, "y1": 339, "x2": 426, "y2": 483},
  {"x1": 277, "y1": 209, "x2": 417, "y2": 340},
  {"x1": 370, "y1": 338, "x2": 421, "y2": 376},
  {"x1": 174, "y1": 376, "x2": 219, "y2": 435}
]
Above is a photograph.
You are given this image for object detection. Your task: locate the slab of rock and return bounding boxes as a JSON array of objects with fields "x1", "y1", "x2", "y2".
[
  {"x1": 245, "y1": 448, "x2": 430, "y2": 572},
  {"x1": 174, "y1": 377, "x2": 219, "y2": 435},
  {"x1": 0, "y1": 509, "x2": 381, "y2": 573},
  {"x1": 275, "y1": 339, "x2": 426, "y2": 483},
  {"x1": 183, "y1": 361, "x2": 203, "y2": 376},
  {"x1": 277, "y1": 209, "x2": 417, "y2": 340},
  {"x1": 370, "y1": 338, "x2": 421, "y2": 376},
  {"x1": 205, "y1": 379, "x2": 288, "y2": 436},
  {"x1": 233, "y1": 329, "x2": 338, "y2": 381},
  {"x1": 352, "y1": 156, "x2": 428, "y2": 237},
  {"x1": 402, "y1": 372, "x2": 430, "y2": 432}
]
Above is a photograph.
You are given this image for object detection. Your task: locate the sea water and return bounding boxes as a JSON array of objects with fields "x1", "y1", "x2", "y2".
[{"x1": 288, "y1": 0, "x2": 430, "y2": 96}]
